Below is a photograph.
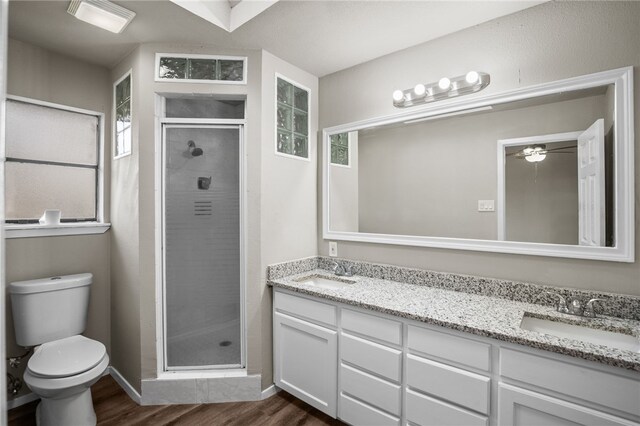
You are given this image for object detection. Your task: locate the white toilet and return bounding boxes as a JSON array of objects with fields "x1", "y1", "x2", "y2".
[{"x1": 9, "y1": 273, "x2": 109, "y2": 426}]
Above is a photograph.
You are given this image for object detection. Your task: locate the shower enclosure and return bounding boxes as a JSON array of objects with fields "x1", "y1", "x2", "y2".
[{"x1": 160, "y1": 98, "x2": 245, "y2": 371}]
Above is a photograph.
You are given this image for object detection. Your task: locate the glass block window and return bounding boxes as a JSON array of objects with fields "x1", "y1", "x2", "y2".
[
  {"x1": 5, "y1": 98, "x2": 101, "y2": 223},
  {"x1": 276, "y1": 77, "x2": 309, "y2": 159},
  {"x1": 330, "y1": 133, "x2": 349, "y2": 166},
  {"x1": 114, "y1": 72, "x2": 132, "y2": 158},
  {"x1": 156, "y1": 54, "x2": 246, "y2": 83}
]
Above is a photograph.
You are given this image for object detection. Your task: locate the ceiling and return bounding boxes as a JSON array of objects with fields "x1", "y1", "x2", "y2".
[{"x1": 8, "y1": 0, "x2": 544, "y2": 77}]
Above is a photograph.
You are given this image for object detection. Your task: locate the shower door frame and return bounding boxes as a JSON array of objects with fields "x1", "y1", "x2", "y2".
[{"x1": 156, "y1": 112, "x2": 247, "y2": 374}]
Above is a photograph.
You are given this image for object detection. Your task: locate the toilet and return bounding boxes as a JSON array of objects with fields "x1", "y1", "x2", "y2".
[{"x1": 9, "y1": 273, "x2": 109, "y2": 426}]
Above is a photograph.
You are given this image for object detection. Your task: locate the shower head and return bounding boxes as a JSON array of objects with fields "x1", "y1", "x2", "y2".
[{"x1": 187, "y1": 140, "x2": 203, "y2": 157}]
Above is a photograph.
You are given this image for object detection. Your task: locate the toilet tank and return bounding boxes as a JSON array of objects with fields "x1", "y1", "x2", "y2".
[{"x1": 9, "y1": 273, "x2": 93, "y2": 347}]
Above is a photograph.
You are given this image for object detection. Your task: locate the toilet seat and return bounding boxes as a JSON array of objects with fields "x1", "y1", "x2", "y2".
[{"x1": 28, "y1": 335, "x2": 106, "y2": 378}]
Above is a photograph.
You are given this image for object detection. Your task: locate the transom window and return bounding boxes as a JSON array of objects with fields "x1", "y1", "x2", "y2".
[
  {"x1": 330, "y1": 132, "x2": 349, "y2": 166},
  {"x1": 156, "y1": 54, "x2": 246, "y2": 84},
  {"x1": 276, "y1": 76, "x2": 309, "y2": 159},
  {"x1": 5, "y1": 98, "x2": 102, "y2": 224}
]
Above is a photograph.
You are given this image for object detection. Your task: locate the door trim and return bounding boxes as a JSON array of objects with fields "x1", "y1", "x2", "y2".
[{"x1": 154, "y1": 100, "x2": 247, "y2": 373}]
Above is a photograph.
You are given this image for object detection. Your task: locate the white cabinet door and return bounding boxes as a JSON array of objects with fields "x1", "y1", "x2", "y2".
[
  {"x1": 498, "y1": 384, "x2": 638, "y2": 426},
  {"x1": 274, "y1": 311, "x2": 337, "y2": 417}
]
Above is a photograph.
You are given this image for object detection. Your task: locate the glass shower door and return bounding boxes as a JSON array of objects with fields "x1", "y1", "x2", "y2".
[{"x1": 163, "y1": 124, "x2": 242, "y2": 369}]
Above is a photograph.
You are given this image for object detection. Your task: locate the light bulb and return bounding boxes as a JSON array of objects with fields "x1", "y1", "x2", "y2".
[
  {"x1": 525, "y1": 152, "x2": 546, "y2": 163},
  {"x1": 438, "y1": 77, "x2": 451, "y2": 90},
  {"x1": 393, "y1": 90, "x2": 404, "y2": 102},
  {"x1": 466, "y1": 71, "x2": 480, "y2": 84},
  {"x1": 414, "y1": 84, "x2": 426, "y2": 96}
]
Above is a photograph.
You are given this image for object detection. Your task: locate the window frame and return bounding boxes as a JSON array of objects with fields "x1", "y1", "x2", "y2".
[
  {"x1": 330, "y1": 131, "x2": 353, "y2": 168},
  {"x1": 113, "y1": 70, "x2": 133, "y2": 159},
  {"x1": 274, "y1": 73, "x2": 311, "y2": 161},
  {"x1": 4, "y1": 95, "x2": 109, "y2": 238},
  {"x1": 154, "y1": 53, "x2": 248, "y2": 85}
]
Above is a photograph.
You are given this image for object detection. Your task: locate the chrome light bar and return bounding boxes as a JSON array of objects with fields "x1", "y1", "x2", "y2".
[{"x1": 393, "y1": 71, "x2": 490, "y2": 108}]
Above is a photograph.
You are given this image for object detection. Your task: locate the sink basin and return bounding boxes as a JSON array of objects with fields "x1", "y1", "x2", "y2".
[
  {"x1": 295, "y1": 275, "x2": 355, "y2": 290},
  {"x1": 520, "y1": 314, "x2": 640, "y2": 353}
]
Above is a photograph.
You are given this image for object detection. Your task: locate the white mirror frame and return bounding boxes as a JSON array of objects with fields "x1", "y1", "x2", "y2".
[{"x1": 322, "y1": 67, "x2": 634, "y2": 262}]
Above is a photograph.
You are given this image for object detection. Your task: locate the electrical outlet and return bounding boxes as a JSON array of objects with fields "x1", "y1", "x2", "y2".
[
  {"x1": 478, "y1": 200, "x2": 495, "y2": 212},
  {"x1": 329, "y1": 241, "x2": 338, "y2": 257}
]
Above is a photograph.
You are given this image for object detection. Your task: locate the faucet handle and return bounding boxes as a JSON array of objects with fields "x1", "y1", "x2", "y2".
[
  {"x1": 344, "y1": 264, "x2": 355, "y2": 277},
  {"x1": 543, "y1": 291, "x2": 569, "y2": 314},
  {"x1": 332, "y1": 261, "x2": 345, "y2": 276},
  {"x1": 584, "y1": 298, "x2": 605, "y2": 318}
]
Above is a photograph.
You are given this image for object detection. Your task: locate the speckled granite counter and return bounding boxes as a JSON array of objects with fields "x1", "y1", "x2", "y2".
[{"x1": 267, "y1": 259, "x2": 640, "y2": 372}]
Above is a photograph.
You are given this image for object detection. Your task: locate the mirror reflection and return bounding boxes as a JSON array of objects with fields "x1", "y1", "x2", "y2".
[{"x1": 328, "y1": 84, "x2": 615, "y2": 247}]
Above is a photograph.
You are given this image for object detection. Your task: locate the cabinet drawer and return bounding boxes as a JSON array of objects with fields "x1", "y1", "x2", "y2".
[
  {"x1": 342, "y1": 308, "x2": 402, "y2": 346},
  {"x1": 498, "y1": 383, "x2": 638, "y2": 426},
  {"x1": 500, "y1": 348, "x2": 640, "y2": 418},
  {"x1": 408, "y1": 325, "x2": 491, "y2": 371},
  {"x1": 407, "y1": 354, "x2": 490, "y2": 415},
  {"x1": 341, "y1": 333, "x2": 402, "y2": 382},
  {"x1": 340, "y1": 363, "x2": 401, "y2": 415},
  {"x1": 406, "y1": 389, "x2": 488, "y2": 426},
  {"x1": 339, "y1": 392, "x2": 400, "y2": 426},
  {"x1": 274, "y1": 291, "x2": 337, "y2": 326}
]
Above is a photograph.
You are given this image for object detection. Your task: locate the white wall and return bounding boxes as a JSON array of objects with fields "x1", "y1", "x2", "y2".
[{"x1": 319, "y1": 1, "x2": 640, "y2": 296}]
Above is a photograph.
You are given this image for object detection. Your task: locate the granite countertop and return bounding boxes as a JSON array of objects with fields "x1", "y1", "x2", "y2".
[{"x1": 268, "y1": 269, "x2": 640, "y2": 372}]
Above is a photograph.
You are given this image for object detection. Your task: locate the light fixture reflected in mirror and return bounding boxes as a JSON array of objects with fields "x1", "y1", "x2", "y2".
[
  {"x1": 393, "y1": 71, "x2": 490, "y2": 108},
  {"x1": 522, "y1": 144, "x2": 548, "y2": 163}
]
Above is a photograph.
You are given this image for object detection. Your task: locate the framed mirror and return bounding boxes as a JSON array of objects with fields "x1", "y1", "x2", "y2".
[{"x1": 322, "y1": 67, "x2": 634, "y2": 261}]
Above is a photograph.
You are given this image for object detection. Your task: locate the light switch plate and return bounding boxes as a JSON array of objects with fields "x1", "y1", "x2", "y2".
[
  {"x1": 329, "y1": 241, "x2": 338, "y2": 257},
  {"x1": 478, "y1": 200, "x2": 495, "y2": 212}
]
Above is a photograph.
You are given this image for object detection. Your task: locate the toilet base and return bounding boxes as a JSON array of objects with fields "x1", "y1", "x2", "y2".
[{"x1": 36, "y1": 387, "x2": 96, "y2": 426}]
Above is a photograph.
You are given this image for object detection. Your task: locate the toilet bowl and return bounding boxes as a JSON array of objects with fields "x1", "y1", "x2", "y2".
[
  {"x1": 23, "y1": 336, "x2": 109, "y2": 426},
  {"x1": 9, "y1": 273, "x2": 108, "y2": 426}
]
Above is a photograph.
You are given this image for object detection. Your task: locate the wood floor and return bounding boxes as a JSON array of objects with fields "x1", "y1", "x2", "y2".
[{"x1": 8, "y1": 376, "x2": 345, "y2": 426}]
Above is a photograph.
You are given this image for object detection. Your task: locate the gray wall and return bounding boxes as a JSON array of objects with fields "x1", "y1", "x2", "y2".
[
  {"x1": 505, "y1": 141, "x2": 578, "y2": 245},
  {"x1": 109, "y1": 46, "x2": 141, "y2": 392},
  {"x1": 329, "y1": 132, "x2": 359, "y2": 232},
  {"x1": 109, "y1": 44, "x2": 318, "y2": 394},
  {"x1": 260, "y1": 50, "x2": 319, "y2": 388},
  {"x1": 355, "y1": 94, "x2": 605, "y2": 241},
  {"x1": 319, "y1": 1, "x2": 640, "y2": 296},
  {"x1": 5, "y1": 38, "x2": 111, "y2": 400}
]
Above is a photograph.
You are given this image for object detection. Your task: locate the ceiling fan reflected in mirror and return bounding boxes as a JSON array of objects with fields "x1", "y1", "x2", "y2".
[{"x1": 508, "y1": 143, "x2": 577, "y2": 163}]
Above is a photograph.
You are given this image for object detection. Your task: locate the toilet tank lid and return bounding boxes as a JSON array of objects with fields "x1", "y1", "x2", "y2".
[{"x1": 9, "y1": 273, "x2": 93, "y2": 294}]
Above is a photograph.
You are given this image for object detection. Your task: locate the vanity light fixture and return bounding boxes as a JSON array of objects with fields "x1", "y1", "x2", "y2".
[
  {"x1": 67, "y1": 0, "x2": 136, "y2": 34},
  {"x1": 393, "y1": 71, "x2": 490, "y2": 108}
]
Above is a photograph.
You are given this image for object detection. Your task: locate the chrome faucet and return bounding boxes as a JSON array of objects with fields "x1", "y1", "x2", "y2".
[
  {"x1": 583, "y1": 298, "x2": 605, "y2": 318},
  {"x1": 543, "y1": 292, "x2": 604, "y2": 318},
  {"x1": 332, "y1": 261, "x2": 354, "y2": 277},
  {"x1": 544, "y1": 292, "x2": 569, "y2": 314}
]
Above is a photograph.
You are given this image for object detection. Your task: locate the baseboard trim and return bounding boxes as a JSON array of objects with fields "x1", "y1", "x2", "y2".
[
  {"x1": 260, "y1": 384, "x2": 279, "y2": 400},
  {"x1": 109, "y1": 366, "x2": 141, "y2": 405},
  {"x1": 6, "y1": 392, "x2": 39, "y2": 410}
]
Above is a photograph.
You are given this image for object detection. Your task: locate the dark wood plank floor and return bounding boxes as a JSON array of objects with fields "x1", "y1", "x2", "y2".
[{"x1": 8, "y1": 376, "x2": 345, "y2": 426}]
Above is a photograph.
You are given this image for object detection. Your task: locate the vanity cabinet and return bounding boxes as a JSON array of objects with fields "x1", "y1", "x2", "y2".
[
  {"x1": 406, "y1": 325, "x2": 492, "y2": 426},
  {"x1": 339, "y1": 308, "x2": 403, "y2": 425},
  {"x1": 272, "y1": 289, "x2": 640, "y2": 426},
  {"x1": 273, "y1": 292, "x2": 338, "y2": 417}
]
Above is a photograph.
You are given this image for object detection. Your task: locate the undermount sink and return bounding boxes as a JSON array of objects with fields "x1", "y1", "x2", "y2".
[
  {"x1": 520, "y1": 314, "x2": 640, "y2": 353},
  {"x1": 295, "y1": 275, "x2": 355, "y2": 290}
]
